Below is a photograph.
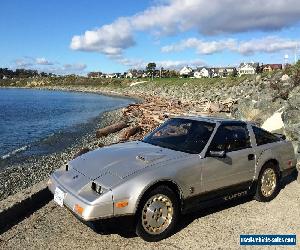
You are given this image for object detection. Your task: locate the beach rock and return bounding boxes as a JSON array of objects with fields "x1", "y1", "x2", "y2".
[
  {"x1": 204, "y1": 102, "x2": 225, "y2": 113},
  {"x1": 233, "y1": 92, "x2": 287, "y2": 124},
  {"x1": 281, "y1": 74, "x2": 290, "y2": 82},
  {"x1": 282, "y1": 109, "x2": 300, "y2": 141},
  {"x1": 255, "y1": 75, "x2": 261, "y2": 82},
  {"x1": 288, "y1": 86, "x2": 300, "y2": 109},
  {"x1": 261, "y1": 110, "x2": 284, "y2": 132}
]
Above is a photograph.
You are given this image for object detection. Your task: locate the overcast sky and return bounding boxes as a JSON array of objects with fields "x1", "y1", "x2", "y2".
[{"x1": 1, "y1": 0, "x2": 300, "y2": 74}]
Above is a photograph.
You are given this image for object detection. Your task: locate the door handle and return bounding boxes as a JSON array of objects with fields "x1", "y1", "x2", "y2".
[{"x1": 248, "y1": 154, "x2": 255, "y2": 161}]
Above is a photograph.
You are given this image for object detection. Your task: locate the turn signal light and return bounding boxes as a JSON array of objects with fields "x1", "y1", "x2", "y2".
[
  {"x1": 115, "y1": 201, "x2": 129, "y2": 208},
  {"x1": 74, "y1": 204, "x2": 84, "y2": 215}
]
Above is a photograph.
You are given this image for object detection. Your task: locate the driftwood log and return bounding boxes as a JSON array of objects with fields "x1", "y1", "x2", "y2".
[
  {"x1": 96, "y1": 121, "x2": 128, "y2": 138},
  {"x1": 120, "y1": 126, "x2": 142, "y2": 140}
]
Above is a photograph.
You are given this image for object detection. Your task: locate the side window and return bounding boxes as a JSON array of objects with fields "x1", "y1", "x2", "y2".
[
  {"x1": 252, "y1": 126, "x2": 280, "y2": 146},
  {"x1": 209, "y1": 126, "x2": 229, "y2": 152},
  {"x1": 209, "y1": 124, "x2": 251, "y2": 152}
]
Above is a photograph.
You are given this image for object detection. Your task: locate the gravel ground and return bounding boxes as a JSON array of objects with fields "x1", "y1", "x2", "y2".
[{"x1": 1, "y1": 179, "x2": 299, "y2": 250}]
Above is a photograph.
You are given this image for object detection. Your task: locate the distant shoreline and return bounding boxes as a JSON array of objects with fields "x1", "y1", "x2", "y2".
[{"x1": 0, "y1": 85, "x2": 143, "y2": 103}]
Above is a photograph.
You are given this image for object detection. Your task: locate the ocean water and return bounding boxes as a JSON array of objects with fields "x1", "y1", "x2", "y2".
[{"x1": 0, "y1": 88, "x2": 134, "y2": 168}]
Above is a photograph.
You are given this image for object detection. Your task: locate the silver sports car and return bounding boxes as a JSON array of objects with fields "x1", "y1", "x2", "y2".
[{"x1": 48, "y1": 116, "x2": 297, "y2": 241}]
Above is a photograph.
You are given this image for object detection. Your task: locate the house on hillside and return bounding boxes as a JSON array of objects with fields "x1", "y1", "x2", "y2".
[
  {"x1": 217, "y1": 67, "x2": 237, "y2": 77},
  {"x1": 106, "y1": 74, "x2": 114, "y2": 78},
  {"x1": 106, "y1": 73, "x2": 121, "y2": 78},
  {"x1": 87, "y1": 72, "x2": 102, "y2": 78},
  {"x1": 238, "y1": 62, "x2": 259, "y2": 76},
  {"x1": 179, "y1": 66, "x2": 193, "y2": 78},
  {"x1": 125, "y1": 72, "x2": 133, "y2": 78},
  {"x1": 262, "y1": 64, "x2": 282, "y2": 72},
  {"x1": 210, "y1": 67, "x2": 235, "y2": 77},
  {"x1": 210, "y1": 68, "x2": 220, "y2": 78},
  {"x1": 193, "y1": 71, "x2": 201, "y2": 78},
  {"x1": 194, "y1": 67, "x2": 210, "y2": 78}
]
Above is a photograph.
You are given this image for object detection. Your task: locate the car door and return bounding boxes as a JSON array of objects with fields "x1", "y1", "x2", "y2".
[{"x1": 201, "y1": 124, "x2": 255, "y2": 193}]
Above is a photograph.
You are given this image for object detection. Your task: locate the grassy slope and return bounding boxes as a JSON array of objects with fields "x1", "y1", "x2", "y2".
[{"x1": 0, "y1": 75, "x2": 252, "y2": 89}]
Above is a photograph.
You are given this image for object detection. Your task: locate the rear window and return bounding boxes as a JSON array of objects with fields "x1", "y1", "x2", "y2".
[{"x1": 252, "y1": 126, "x2": 280, "y2": 146}]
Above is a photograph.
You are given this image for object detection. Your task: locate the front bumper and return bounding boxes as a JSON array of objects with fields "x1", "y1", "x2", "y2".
[{"x1": 48, "y1": 174, "x2": 114, "y2": 221}]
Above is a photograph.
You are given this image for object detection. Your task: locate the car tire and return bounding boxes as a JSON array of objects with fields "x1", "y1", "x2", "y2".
[
  {"x1": 254, "y1": 162, "x2": 280, "y2": 202},
  {"x1": 136, "y1": 185, "x2": 179, "y2": 242}
]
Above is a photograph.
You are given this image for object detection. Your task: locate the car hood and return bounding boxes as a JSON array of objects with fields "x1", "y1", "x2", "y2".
[{"x1": 69, "y1": 141, "x2": 186, "y2": 181}]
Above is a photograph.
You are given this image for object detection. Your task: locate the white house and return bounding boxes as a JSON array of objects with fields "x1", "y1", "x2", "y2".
[
  {"x1": 194, "y1": 67, "x2": 210, "y2": 78},
  {"x1": 238, "y1": 63, "x2": 258, "y2": 76},
  {"x1": 179, "y1": 66, "x2": 193, "y2": 77},
  {"x1": 125, "y1": 72, "x2": 133, "y2": 78},
  {"x1": 193, "y1": 71, "x2": 202, "y2": 78},
  {"x1": 200, "y1": 67, "x2": 210, "y2": 77},
  {"x1": 106, "y1": 74, "x2": 116, "y2": 78},
  {"x1": 218, "y1": 67, "x2": 236, "y2": 77}
]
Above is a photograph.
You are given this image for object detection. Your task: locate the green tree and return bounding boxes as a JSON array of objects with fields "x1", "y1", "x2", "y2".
[
  {"x1": 146, "y1": 62, "x2": 156, "y2": 80},
  {"x1": 230, "y1": 68, "x2": 238, "y2": 77},
  {"x1": 255, "y1": 63, "x2": 263, "y2": 74}
]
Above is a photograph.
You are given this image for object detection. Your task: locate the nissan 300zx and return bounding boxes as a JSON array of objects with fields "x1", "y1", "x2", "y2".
[{"x1": 48, "y1": 116, "x2": 297, "y2": 241}]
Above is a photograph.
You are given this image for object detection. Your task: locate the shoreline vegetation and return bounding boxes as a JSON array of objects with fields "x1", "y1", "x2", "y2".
[{"x1": 0, "y1": 67, "x2": 300, "y2": 200}]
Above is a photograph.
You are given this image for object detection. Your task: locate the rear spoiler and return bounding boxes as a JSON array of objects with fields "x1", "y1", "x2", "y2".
[{"x1": 273, "y1": 133, "x2": 286, "y2": 140}]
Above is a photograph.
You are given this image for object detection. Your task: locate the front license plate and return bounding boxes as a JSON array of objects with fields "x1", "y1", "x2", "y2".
[{"x1": 54, "y1": 187, "x2": 65, "y2": 207}]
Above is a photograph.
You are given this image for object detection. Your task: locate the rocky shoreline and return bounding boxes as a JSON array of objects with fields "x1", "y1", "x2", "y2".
[
  {"x1": 0, "y1": 108, "x2": 130, "y2": 201},
  {"x1": 1, "y1": 71, "x2": 300, "y2": 200}
]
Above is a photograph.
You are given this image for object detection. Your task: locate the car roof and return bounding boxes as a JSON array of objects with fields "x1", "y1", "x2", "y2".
[{"x1": 174, "y1": 115, "x2": 250, "y2": 125}]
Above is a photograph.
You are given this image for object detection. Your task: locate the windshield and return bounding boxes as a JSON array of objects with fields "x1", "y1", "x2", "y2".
[{"x1": 142, "y1": 118, "x2": 215, "y2": 154}]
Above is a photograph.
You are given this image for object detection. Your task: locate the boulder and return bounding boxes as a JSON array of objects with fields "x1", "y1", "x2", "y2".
[
  {"x1": 204, "y1": 102, "x2": 225, "y2": 113},
  {"x1": 288, "y1": 86, "x2": 300, "y2": 109},
  {"x1": 282, "y1": 109, "x2": 300, "y2": 142},
  {"x1": 233, "y1": 97, "x2": 285, "y2": 125},
  {"x1": 261, "y1": 110, "x2": 284, "y2": 132},
  {"x1": 281, "y1": 74, "x2": 290, "y2": 82},
  {"x1": 255, "y1": 75, "x2": 261, "y2": 83}
]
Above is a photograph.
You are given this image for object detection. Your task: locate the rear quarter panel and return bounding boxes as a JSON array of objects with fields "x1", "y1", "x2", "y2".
[{"x1": 253, "y1": 141, "x2": 296, "y2": 179}]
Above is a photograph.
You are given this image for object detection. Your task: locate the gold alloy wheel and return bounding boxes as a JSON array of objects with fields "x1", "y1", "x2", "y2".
[
  {"x1": 261, "y1": 168, "x2": 277, "y2": 197},
  {"x1": 141, "y1": 194, "x2": 173, "y2": 235}
]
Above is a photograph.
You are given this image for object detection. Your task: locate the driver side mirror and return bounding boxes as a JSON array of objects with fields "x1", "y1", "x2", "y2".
[{"x1": 209, "y1": 150, "x2": 226, "y2": 158}]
